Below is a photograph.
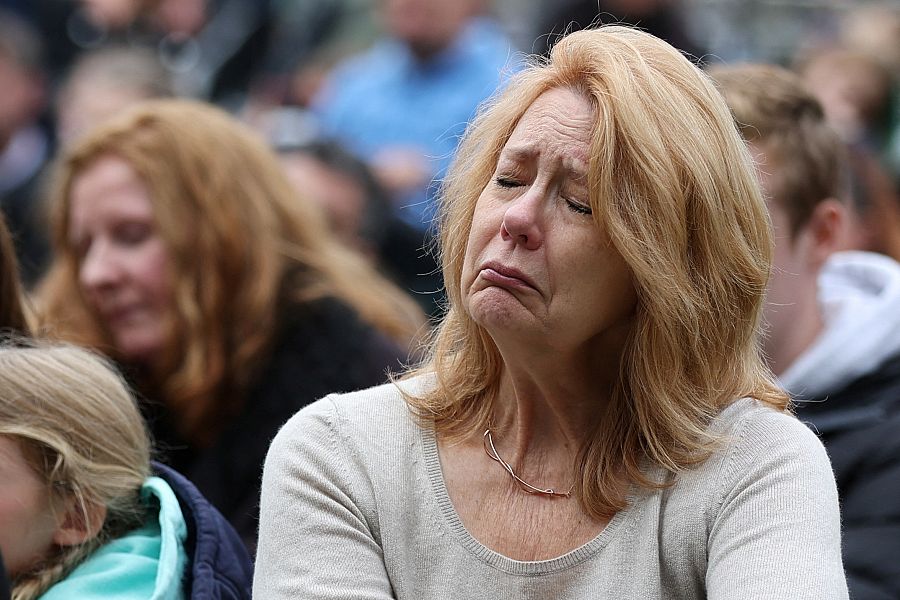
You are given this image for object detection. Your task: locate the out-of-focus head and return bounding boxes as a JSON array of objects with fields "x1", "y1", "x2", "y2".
[
  {"x1": 843, "y1": 145, "x2": 900, "y2": 262},
  {"x1": 0, "y1": 215, "x2": 31, "y2": 335},
  {"x1": 709, "y1": 63, "x2": 848, "y2": 373},
  {"x1": 66, "y1": 153, "x2": 172, "y2": 365},
  {"x1": 55, "y1": 46, "x2": 173, "y2": 146},
  {"x1": 418, "y1": 27, "x2": 780, "y2": 507},
  {"x1": 279, "y1": 151, "x2": 367, "y2": 250},
  {"x1": 796, "y1": 48, "x2": 893, "y2": 144},
  {"x1": 0, "y1": 342, "x2": 149, "y2": 596},
  {"x1": 277, "y1": 139, "x2": 393, "y2": 256},
  {"x1": 48, "y1": 100, "x2": 331, "y2": 367},
  {"x1": 709, "y1": 64, "x2": 846, "y2": 238},
  {"x1": 77, "y1": 0, "x2": 145, "y2": 30},
  {"x1": 40, "y1": 98, "x2": 369, "y2": 440},
  {"x1": 0, "y1": 9, "x2": 45, "y2": 142},
  {"x1": 380, "y1": 0, "x2": 482, "y2": 59},
  {"x1": 841, "y1": 3, "x2": 900, "y2": 75}
]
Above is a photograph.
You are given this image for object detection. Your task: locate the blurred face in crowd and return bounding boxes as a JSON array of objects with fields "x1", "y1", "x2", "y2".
[
  {"x1": 79, "y1": 0, "x2": 144, "y2": 29},
  {"x1": 0, "y1": 52, "x2": 43, "y2": 142},
  {"x1": 461, "y1": 87, "x2": 637, "y2": 356},
  {"x1": 69, "y1": 155, "x2": 173, "y2": 366},
  {"x1": 279, "y1": 153, "x2": 367, "y2": 252},
  {"x1": 0, "y1": 436, "x2": 61, "y2": 578},
  {"x1": 56, "y1": 82, "x2": 149, "y2": 147},
  {"x1": 381, "y1": 0, "x2": 479, "y2": 59}
]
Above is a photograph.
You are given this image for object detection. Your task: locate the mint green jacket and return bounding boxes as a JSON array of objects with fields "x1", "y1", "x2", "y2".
[{"x1": 41, "y1": 477, "x2": 188, "y2": 599}]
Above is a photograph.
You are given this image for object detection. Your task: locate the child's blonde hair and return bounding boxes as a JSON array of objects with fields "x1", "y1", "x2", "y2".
[{"x1": 0, "y1": 341, "x2": 150, "y2": 600}]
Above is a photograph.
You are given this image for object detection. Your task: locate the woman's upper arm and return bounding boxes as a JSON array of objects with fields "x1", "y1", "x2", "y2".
[
  {"x1": 252, "y1": 398, "x2": 395, "y2": 599},
  {"x1": 706, "y1": 411, "x2": 848, "y2": 600}
]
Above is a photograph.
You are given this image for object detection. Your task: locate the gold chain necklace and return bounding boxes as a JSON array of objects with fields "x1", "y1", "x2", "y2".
[{"x1": 482, "y1": 429, "x2": 575, "y2": 498}]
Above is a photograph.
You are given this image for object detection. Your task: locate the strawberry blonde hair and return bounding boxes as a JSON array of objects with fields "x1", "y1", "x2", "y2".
[
  {"x1": 38, "y1": 99, "x2": 424, "y2": 445},
  {"x1": 404, "y1": 26, "x2": 788, "y2": 518}
]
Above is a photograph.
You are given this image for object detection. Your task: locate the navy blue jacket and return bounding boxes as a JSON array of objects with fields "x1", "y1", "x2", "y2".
[{"x1": 153, "y1": 462, "x2": 253, "y2": 599}]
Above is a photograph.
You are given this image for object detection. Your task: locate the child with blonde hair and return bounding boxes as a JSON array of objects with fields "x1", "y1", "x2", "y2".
[{"x1": 0, "y1": 342, "x2": 252, "y2": 599}]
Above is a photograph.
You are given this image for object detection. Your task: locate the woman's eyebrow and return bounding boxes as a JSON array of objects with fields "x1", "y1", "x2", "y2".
[{"x1": 498, "y1": 145, "x2": 538, "y2": 162}]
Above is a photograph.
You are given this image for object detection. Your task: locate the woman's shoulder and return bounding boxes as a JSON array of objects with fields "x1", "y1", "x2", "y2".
[
  {"x1": 686, "y1": 398, "x2": 835, "y2": 506},
  {"x1": 660, "y1": 400, "x2": 846, "y2": 598},
  {"x1": 262, "y1": 374, "x2": 435, "y2": 525},
  {"x1": 247, "y1": 298, "x2": 410, "y2": 418},
  {"x1": 152, "y1": 464, "x2": 253, "y2": 597},
  {"x1": 711, "y1": 398, "x2": 827, "y2": 461},
  {"x1": 665, "y1": 399, "x2": 833, "y2": 512},
  {"x1": 278, "y1": 297, "x2": 393, "y2": 351},
  {"x1": 659, "y1": 398, "x2": 841, "y2": 566},
  {"x1": 270, "y1": 373, "x2": 434, "y2": 461}
]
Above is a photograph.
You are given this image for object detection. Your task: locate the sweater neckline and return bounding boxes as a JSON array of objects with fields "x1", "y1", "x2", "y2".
[{"x1": 419, "y1": 425, "x2": 647, "y2": 575}]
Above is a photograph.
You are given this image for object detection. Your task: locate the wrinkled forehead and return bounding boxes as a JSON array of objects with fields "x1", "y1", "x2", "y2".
[{"x1": 497, "y1": 88, "x2": 595, "y2": 174}]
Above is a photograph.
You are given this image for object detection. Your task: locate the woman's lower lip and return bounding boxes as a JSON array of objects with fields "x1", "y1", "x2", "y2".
[{"x1": 481, "y1": 268, "x2": 533, "y2": 290}]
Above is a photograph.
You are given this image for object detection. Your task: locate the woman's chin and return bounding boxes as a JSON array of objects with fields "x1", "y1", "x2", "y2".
[
  {"x1": 112, "y1": 334, "x2": 165, "y2": 367},
  {"x1": 468, "y1": 289, "x2": 539, "y2": 338}
]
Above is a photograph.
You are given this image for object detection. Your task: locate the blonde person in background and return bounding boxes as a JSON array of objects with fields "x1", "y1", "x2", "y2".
[
  {"x1": 36, "y1": 99, "x2": 426, "y2": 552},
  {"x1": 254, "y1": 27, "x2": 847, "y2": 599}
]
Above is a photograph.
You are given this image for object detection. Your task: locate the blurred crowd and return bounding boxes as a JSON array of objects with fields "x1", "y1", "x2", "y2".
[{"x1": 2, "y1": 0, "x2": 899, "y2": 290}]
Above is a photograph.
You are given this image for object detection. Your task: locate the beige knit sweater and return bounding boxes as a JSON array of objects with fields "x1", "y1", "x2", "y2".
[{"x1": 254, "y1": 377, "x2": 848, "y2": 599}]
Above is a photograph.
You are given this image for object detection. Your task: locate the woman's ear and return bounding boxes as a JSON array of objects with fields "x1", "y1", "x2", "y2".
[{"x1": 52, "y1": 498, "x2": 107, "y2": 548}]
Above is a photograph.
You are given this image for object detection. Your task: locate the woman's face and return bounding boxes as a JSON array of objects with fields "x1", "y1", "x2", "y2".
[
  {"x1": 69, "y1": 155, "x2": 173, "y2": 365},
  {"x1": 461, "y1": 87, "x2": 637, "y2": 355},
  {"x1": 0, "y1": 436, "x2": 61, "y2": 578}
]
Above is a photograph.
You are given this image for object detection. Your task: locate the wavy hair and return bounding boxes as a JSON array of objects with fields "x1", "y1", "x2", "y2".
[
  {"x1": 0, "y1": 342, "x2": 150, "y2": 600},
  {"x1": 403, "y1": 26, "x2": 788, "y2": 518},
  {"x1": 38, "y1": 99, "x2": 424, "y2": 445}
]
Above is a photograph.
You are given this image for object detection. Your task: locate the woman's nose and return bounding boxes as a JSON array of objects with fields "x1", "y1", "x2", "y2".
[
  {"x1": 78, "y1": 239, "x2": 122, "y2": 291},
  {"x1": 500, "y1": 191, "x2": 544, "y2": 250}
]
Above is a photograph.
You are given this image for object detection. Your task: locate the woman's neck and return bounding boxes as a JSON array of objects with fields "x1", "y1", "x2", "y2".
[{"x1": 484, "y1": 360, "x2": 615, "y2": 487}]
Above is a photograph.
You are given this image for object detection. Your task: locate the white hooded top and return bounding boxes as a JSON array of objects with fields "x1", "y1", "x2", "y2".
[{"x1": 780, "y1": 250, "x2": 900, "y2": 400}]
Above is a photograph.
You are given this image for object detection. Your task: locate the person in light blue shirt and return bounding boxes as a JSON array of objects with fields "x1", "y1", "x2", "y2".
[{"x1": 313, "y1": 0, "x2": 521, "y2": 231}]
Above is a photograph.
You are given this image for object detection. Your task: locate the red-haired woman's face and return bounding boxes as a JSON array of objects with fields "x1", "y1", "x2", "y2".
[{"x1": 68, "y1": 155, "x2": 173, "y2": 366}]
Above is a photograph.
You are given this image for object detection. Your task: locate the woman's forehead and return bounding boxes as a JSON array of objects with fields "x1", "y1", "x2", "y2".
[{"x1": 498, "y1": 89, "x2": 594, "y2": 171}]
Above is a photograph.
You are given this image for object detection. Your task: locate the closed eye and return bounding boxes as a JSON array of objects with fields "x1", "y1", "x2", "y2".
[
  {"x1": 494, "y1": 177, "x2": 521, "y2": 188},
  {"x1": 113, "y1": 222, "x2": 153, "y2": 246},
  {"x1": 565, "y1": 199, "x2": 592, "y2": 215}
]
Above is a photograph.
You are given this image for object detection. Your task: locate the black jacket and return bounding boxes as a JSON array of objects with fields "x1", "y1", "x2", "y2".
[
  {"x1": 0, "y1": 551, "x2": 9, "y2": 600},
  {"x1": 794, "y1": 351, "x2": 900, "y2": 600},
  {"x1": 147, "y1": 298, "x2": 407, "y2": 554}
]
